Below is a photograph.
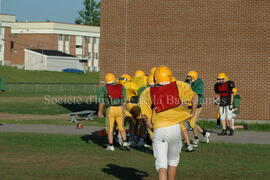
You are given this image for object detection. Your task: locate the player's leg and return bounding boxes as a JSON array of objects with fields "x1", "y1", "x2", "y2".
[
  {"x1": 216, "y1": 108, "x2": 221, "y2": 128},
  {"x1": 106, "y1": 107, "x2": 116, "y2": 151},
  {"x1": 180, "y1": 123, "x2": 193, "y2": 151},
  {"x1": 115, "y1": 106, "x2": 129, "y2": 150},
  {"x1": 191, "y1": 108, "x2": 210, "y2": 144},
  {"x1": 153, "y1": 128, "x2": 169, "y2": 180},
  {"x1": 188, "y1": 109, "x2": 200, "y2": 146},
  {"x1": 227, "y1": 109, "x2": 234, "y2": 136},
  {"x1": 227, "y1": 108, "x2": 234, "y2": 136},
  {"x1": 167, "y1": 124, "x2": 182, "y2": 180},
  {"x1": 231, "y1": 113, "x2": 236, "y2": 130},
  {"x1": 125, "y1": 110, "x2": 136, "y2": 145},
  {"x1": 219, "y1": 106, "x2": 227, "y2": 135},
  {"x1": 168, "y1": 166, "x2": 177, "y2": 180}
]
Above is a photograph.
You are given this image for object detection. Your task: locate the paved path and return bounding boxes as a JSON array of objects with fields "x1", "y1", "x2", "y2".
[
  {"x1": 199, "y1": 131, "x2": 270, "y2": 145},
  {"x1": 0, "y1": 124, "x2": 270, "y2": 144}
]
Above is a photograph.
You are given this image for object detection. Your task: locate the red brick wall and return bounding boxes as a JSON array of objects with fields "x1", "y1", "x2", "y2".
[
  {"x1": 4, "y1": 27, "x2": 12, "y2": 63},
  {"x1": 100, "y1": 0, "x2": 270, "y2": 120},
  {"x1": 70, "y1": 35, "x2": 76, "y2": 56},
  {"x1": 8, "y1": 34, "x2": 58, "y2": 65}
]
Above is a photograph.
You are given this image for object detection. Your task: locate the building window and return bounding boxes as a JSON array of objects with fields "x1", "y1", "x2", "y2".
[
  {"x1": 95, "y1": 52, "x2": 99, "y2": 60},
  {"x1": 76, "y1": 45, "x2": 82, "y2": 48},
  {"x1": 89, "y1": 51, "x2": 92, "y2": 59},
  {"x1": 93, "y1": 37, "x2": 96, "y2": 44},
  {"x1": 58, "y1": 35, "x2": 63, "y2": 41},
  {"x1": 65, "y1": 35, "x2": 70, "y2": 42},
  {"x1": 11, "y1": 41, "x2": 14, "y2": 49}
]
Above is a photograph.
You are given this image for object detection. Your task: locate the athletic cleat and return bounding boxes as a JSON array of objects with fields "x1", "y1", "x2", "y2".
[
  {"x1": 186, "y1": 144, "x2": 194, "y2": 152},
  {"x1": 193, "y1": 139, "x2": 199, "y2": 148},
  {"x1": 218, "y1": 130, "x2": 227, "y2": 136},
  {"x1": 204, "y1": 132, "x2": 210, "y2": 143},
  {"x1": 122, "y1": 142, "x2": 130, "y2": 151},
  {"x1": 118, "y1": 135, "x2": 123, "y2": 146},
  {"x1": 229, "y1": 129, "x2": 234, "y2": 136},
  {"x1": 105, "y1": 145, "x2": 115, "y2": 151},
  {"x1": 144, "y1": 144, "x2": 150, "y2": 148}
]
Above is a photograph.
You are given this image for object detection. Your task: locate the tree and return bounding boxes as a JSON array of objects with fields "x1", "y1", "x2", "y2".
[{"x1": 75, "y1": 0, "x2": 100, "y2": 26}]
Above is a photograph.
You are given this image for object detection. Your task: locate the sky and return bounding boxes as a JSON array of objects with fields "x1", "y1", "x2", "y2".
[{"x1": 1, "y1": 0, "x2": 85, "y2": 23}]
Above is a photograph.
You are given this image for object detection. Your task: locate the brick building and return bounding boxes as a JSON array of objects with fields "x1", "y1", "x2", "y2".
[
  {"x1": 100, "y1": 0, "x2": 270, "y2": 121},
  {"x1": 0, "y1": 14, "x2": 100, "y2": 71}
]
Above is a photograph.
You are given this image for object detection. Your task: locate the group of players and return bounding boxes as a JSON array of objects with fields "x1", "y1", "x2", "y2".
[{"x1": 97, "y1": 66, "x2": 242, "y2": 180}]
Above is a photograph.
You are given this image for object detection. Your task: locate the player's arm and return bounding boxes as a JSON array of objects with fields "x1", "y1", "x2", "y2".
[
  {"x1": 228, "y1": 82, "x2": 234, "y2": 109},
  {"x1": 139, "y1": 88, "x2": 153, "y2": 130},
  {"x1": 144, "y1": 116, "x2": 153, "y2": 131},
  {"x1": 214, "y1": 83, "x2": 220, "y2": 104},
  {"x1": 121, "y1": 86, "x2": 127, "y2": 116},
  {"x1": 179, "y1": 81, "x2": 198, "y2": 118},
  {"x1": 98, "y1": 103, "x2": 105, "y2": 118},
  {"x1": 230, "y1": 95, "x2": 234, "y2": 110},
  {"x1": 190, "y1": 94, "x2": 198, "y2": 118},
  {"x1": 97, "y1": 86, "x2": 105, "y2": 118}
]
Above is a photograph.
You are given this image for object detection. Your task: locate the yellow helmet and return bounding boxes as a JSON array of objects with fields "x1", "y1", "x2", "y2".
[
  {"x1": 105, "y1": 73, "x2": 116, "y2": 83},
  {"x1": 150, "y1": 67, "x2": 157, "y2": 75},
  {"x1": 217, "y1": 72, "x2": 227, "y2": 80},
  {"x1": 233, "y1": 88, "x2": 238, "y2": 94},
  {"x1": 134, "y1": 70, "x2": 145, "y2": 77},
  {"x1": 118, "y1": 74, "x2": 131, "y2": 84},
  {"x1": 154, "y1": 66, "x2": 172, "y2": 85},
  {"x1": 187, "y1": 71, "x2": 198, "y2": 81},
  {"x1": 171, "y1": 76, "x2": 177, "y2": 82},
  {"x1": 147, "y1": 73, "x2": 155, "y2": 86}
]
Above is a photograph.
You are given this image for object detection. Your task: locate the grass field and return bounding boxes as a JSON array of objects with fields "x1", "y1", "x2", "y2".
[
  {"x1": 0, "y1": 96, "x2": 270, "y2": 131},
  {"x1": 0, "y1": 66, "x2": 99, "y2": 83},
  {"x1": 2, "y1": 83, "x2": 99, "y2": 97},
  {"x1": 0, "y1": 117, "x2": 106, "y2": 127},
  {"x1": 0, "y1": 132, "x2": 269, "y2": 180},
  {"x1": 0, "y1": 97, "x2": 98, "y2": 114},
  {"x1": 0, "y1": 101, "x2": 70, "y2": 114}
]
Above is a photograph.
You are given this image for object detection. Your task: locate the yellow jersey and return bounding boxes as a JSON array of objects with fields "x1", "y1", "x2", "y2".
[{"x1": 139, "y1": 81, "x2": 195, "y2": 130}]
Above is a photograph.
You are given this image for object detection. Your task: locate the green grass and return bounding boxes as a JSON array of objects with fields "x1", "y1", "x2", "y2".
[
  {"x1": 0, "y1": 132, "x2": 269, "y2": 180},
  {"x1": 2, "y1": 83, "x2": 100, "y2": 97},
  {"x1": 0, "y1": 66, "x2": 99, "y2": 83},
  {"x1": 0, "y1": 96, "x2": 98, "y2": 114},
  {"x1": 0, "y1": 66, "x2": 100, "y2": 97},
  {"x1": 0, "y1": 101, "x2": 70, "y2": 114},
  {"x1": 0, "y1": 117, "x2": 106, "y2": 127}
]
